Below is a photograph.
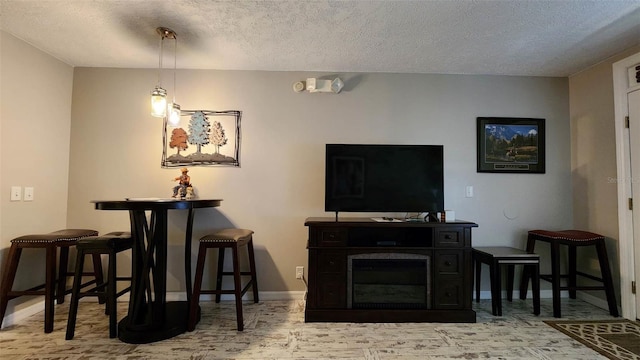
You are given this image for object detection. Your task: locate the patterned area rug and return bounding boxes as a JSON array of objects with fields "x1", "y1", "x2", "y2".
[{"x1": 545, "y1": 319, "x2": 640, "y2": 360}]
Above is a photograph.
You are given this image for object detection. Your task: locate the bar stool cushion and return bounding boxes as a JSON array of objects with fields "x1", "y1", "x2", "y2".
[
  {"x1": 528, "y1": 230, "x2": 604, "y2": 242},
  {"x1": 77, "y1": 231, "x2": 132, "y2": 250},
  {"x1": 11, "y1": 229, "x2": 99, "y2": 243},
  {"x1": 200, "y1": 229, "x2": 254, "y2": 244}
]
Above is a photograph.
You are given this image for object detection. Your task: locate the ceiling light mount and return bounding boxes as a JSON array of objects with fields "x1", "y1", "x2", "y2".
[{"x1": 156, "y1": 27, "x2": 177, "y2": 40}]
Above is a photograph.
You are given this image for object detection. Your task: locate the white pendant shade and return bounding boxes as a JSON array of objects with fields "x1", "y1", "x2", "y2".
[
  {"x1": 151, "y1": 86, "x2": 167, "y2": 117},
  {"x1": 168, "y1": 103, "x2": 181, "y2": 126}
]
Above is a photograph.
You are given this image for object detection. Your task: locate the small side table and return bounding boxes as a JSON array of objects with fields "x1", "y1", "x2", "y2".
[{"x1": 473, "y1": 246, "x2": 540, "y2": 316}]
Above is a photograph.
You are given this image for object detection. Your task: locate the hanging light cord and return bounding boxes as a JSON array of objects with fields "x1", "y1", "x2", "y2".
[
  {"x1": 173, "y1": 36, "x2": 178, "y2": 103},
  {"x1": 157, "y1": 35, "x2": 164, "y2": 87}
]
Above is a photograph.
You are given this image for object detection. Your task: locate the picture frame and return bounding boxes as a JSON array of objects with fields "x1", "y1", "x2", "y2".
[
  {"x1": 161, "y1": 109, "x2": 242, "y2": 168},
  {"x1": 477, "y1": 117, "x2": 545, "y2": 173}
]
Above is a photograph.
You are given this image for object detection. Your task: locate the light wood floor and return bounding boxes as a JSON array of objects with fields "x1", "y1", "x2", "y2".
[{"x1": 0, "y1": 298, "x2": 616, "y2": 359}]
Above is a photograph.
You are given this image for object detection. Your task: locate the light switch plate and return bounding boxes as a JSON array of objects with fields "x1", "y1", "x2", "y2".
[
  {"x1": 11, "y1": 186, "x2": 22, "y2": 201},
  {"x1": 24, "y1": 187, "x2": 34, "y2": 201}
]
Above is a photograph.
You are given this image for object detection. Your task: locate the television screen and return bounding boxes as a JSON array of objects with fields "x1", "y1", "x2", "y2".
[{"x1": 325, "y1": 144, "x2": 444, "y2": 213}]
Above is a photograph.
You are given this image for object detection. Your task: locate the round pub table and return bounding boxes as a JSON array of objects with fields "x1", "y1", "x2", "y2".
[{"x1": 92, "y1": 198, "x2": 222, "y2": 344}]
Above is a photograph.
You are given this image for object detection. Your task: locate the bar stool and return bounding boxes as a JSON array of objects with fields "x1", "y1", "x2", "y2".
[
  {"x1": 65, "y1": 231, "x2": 133, "y2": 340},
  {"x1": 188, "y1": 229, "x2": 259, "y2": 331},
  {"x1": 519, "y1": 229, "x2": 619, "y2": 318},
  {"x1": 473, "y1": 246, "x2": 540, "y2": 316},
  {"x1": 0, "y1": 229, "x2": 100, "y2": 333}
]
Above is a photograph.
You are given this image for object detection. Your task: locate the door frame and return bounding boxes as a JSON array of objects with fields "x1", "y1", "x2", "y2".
[{"x1": 613, "y1": 52, "x2": 640, "y2": 320}]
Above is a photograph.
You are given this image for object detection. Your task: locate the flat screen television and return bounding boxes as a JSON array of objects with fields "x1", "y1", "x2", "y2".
[{"x1": 325, "y1": 144, "x2": 444, "y2": 213}]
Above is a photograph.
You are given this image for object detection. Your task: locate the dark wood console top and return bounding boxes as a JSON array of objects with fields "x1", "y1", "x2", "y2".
[{"x1": 305, "y1": 217, "x2": 478, "y2": 227}]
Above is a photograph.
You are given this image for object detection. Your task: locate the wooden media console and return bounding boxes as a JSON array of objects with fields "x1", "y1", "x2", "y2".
[{"x1": 305, "y1": 217, "x2": 478, "y2": 323}]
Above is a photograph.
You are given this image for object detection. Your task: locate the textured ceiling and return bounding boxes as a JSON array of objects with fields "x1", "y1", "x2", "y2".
[{"x1": 1, "y1": 0, "x2": 639, "y2": 77}]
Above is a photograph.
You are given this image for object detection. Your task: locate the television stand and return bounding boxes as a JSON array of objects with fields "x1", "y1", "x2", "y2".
[{"x1": 304, "y1": 217, "x2": 478, "y2": 323}]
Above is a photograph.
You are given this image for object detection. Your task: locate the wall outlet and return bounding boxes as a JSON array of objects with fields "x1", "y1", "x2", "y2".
[
  {"x1": 296, "y1": 266, "x2": 304, "y2": 279},
  {"x1": 465, "y1": 185, "x2": 474, "y2": 198}
]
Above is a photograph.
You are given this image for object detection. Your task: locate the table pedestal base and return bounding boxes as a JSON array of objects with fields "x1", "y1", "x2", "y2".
[{"x1": 118, "y1": 302, "x2": 200, "y2": 344}]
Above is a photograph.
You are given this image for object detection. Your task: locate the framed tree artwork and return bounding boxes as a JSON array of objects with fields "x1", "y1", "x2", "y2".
[
  {"x1": 477, "y1": 117, "x2": 545, "y2": 173},
  {"x1": 161, "y1": 110, "x2": 241, "y2": 168}
]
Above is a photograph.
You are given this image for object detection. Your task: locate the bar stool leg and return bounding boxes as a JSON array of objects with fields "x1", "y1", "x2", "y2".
[
  {"x1": 506, "y1": 264, "x2": 514, "y2": 302},
  {"x1": 494, "y1": 260, "x2": 503, "y2": 316},
  {"x1": 44, "y1": 246, "x2": 57, "y2": 333},
  {"x1": 247, "y1": 238, "x2": 259, "y2": 303},
  {"x1": 93, "y1": 254, "x2": 106, "y2": 305},
  {"x1": 489, "y1": 259, "x2": 499, "y2": 316},
  {"x1": 231, "y1": 245, "x2": 244, "y2": 331},
  {"x1": 215, "y1": 248, "x2": 225, "y2": 303},
  {"x1": 550, "y1": 241, "x2": 562, "y2": 318},
  {"x1": 475, "y1": 258, "x2": 481, "y2": 303},
  {"x1": 188, "y1": 243, "x2": 207, "y2": 331},
  {"x1": 65, "y1": 248, "x2": 86, "y2": 340},
  {"x1": 595, "y1": 240, "x2": 619, "y2": 317},
  {"x1": 0, "y1": 245, "x2": 22, "y2": 328},
  {"x1": 568, "y1": 245, "x2": 577, "y2": 299},
  {"x1": 56, "y1": 247, "x2": 69, "y2": 304},
  {"x1": 532, "y1": 262, "x2": 540, "y2": 315},
  {"x1": 519, "y1": 235, "x2": 536, "y2": 299}
]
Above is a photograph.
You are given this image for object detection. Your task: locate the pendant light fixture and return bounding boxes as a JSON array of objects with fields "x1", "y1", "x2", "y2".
[
  {"x1": 167, "y1": 28, "x2": 181, "y2": 126},
  {"x1": 150, "y1": 27, "x2": 179, "y2": 120}
]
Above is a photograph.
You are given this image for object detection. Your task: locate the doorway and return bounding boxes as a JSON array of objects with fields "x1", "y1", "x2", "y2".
[
  {"x1": 630, "y1": 89, "x2": 640, "y2": 318},
  {"x1": 613, "y1": 52, "x2": 640, "y2": 320}
]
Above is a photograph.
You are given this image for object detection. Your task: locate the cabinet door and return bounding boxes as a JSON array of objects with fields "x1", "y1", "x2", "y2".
[
  {"x1": 317, "y1": 273, "x2": 346, "y2": 308},
  {"x1": 433, "y1": 250, "x2": 466, "y2": 309},
  {"x1": 316, "y1": 250, "x2": 346, "y2": 308}
]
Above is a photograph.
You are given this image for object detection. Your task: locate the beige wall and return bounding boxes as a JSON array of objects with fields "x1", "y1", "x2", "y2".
[
  {"x1": 68, "y1": 69, "x2": 572, "y2": 293},
  {"x1": 569, "y1": 45, "x2": 640, "y2": 303},
  {"x1": 0, "y1": 31, "x2": 74, "y2": 314},
  {"x1": 1, "y1": 31, "x2": 579, "y2": 324}
]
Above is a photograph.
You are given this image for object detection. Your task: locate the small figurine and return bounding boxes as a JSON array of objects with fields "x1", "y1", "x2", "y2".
[
  {"x1": 172, "y1": 167, "x2": 191, "y2": 198},
  {"x1": 185, "y1": 185, "x2": 196, "y2": 199}
]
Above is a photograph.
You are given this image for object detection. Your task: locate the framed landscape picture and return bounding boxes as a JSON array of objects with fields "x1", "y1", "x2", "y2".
[
  {"x1": 477, "y1": 117, "x2": 545, "y2": 173},
  {"x1": 161, "y1": 109, "x2": 241, "y2": 168}
]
